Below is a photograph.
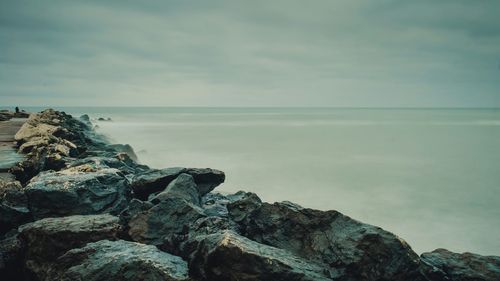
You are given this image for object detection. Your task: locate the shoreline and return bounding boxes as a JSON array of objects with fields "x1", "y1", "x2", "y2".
[{"x1": 0, "y1": 109, "x2": 499, "y2": 280}]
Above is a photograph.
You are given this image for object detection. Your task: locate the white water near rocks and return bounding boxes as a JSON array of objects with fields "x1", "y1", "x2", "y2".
[{"x1": 36, "y1": 107, "x2": 500, "y2": 255}]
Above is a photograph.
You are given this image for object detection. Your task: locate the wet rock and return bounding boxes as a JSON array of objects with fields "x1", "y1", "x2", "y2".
[
  {"x1": 128, "y1": 194, "x2": 205, "y2": 246},
  {"x1": 0, "y1": 180, "x2": 31, "y2": 235},
  {"x1": 131, "y1": 167, "x2": 186, "y2": 200},
  {"x1": 0, "y1": 233, "x2": 24, "y2": 280},
  {"x1": 19, "y1": 214, "x2": 121, "y2": 280},
  {"x1": 228, "y1": 193, "x2": 427, "y2": 280},
  {"x1": 107, "y1": 143, "x2": 138, "y2": 162},
  {"x1": 151, "y1": 173, "x2": 201, "y2": 205},
  {"x1": 79, "y1": 114, "x2": 90, "y2": 123},
  {"x1": 51, "y1": 239, "x2": 191, "y2": 281},
  {"x1": 131, "y1": 167, "x2": 225, "y2": 200},
  {"x1": 128, "y1": 174, "x2": 206, "y2": 246},
  {"x1": 421, "y1": 248, "x2": 500, "y2": 281},
  {"x1": 24, "y1": 165, "x2": 130, "y2": 219},
  {"x1": 188, "y1": 230, "x2": 330, "y2": 281}
]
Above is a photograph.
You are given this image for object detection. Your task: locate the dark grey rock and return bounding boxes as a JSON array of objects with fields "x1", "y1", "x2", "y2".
[
  {"x1": 151, "y1": 173, "x2": 201, "y2": 206},
  {"x1": 228, "y1": 193, "x2": 428, "y2": 281},
  {"x1": 130, "y1": 167, "x2": 225, "y2": 200},
  {"x1": 107, "y1": 143, "x2": 138, "y2": 162},
  {"x1": 128, "y1": 196, "x2": 205, "y2": 246},
  {"x1": 421, "y1": 248, "x2": 500, "y2": 281},
  {"x1": 19, "y1": 214, "x2": 121, "y2": 280},
  {"x1": 24, "y1": 165, "x2": 130, "y2": 219},
  {"x1": 0, "y1": 180, "x2": 31, "y2": 235},
  {"x1": 51, "y1": 239, "x2": 191, "y2": 281},
  {"x1": 188, "y1": 230, "x2": 330, "y2": 281},
  {"x1": 0, "y1": 232, "x2": 25, "y2": 280}
]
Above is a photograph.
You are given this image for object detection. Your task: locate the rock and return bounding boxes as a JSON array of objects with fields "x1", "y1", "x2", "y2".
[
  {"x1": 14, "y1": 122, "x2": 62, "y2": 144},
  {"x1": 107, "y1": 144, "x2": 138, "y2": 162},
  {"x1": 0, "y1": 180, "x2": 31, "y2": 235},
  {"x1": 131, "y1": 167, "x2": 225, "y2": 200},
  {"x1": 188, "y1": 230, "x2": 330, "y2": 281},
  {"x1": 151, "y1": 173, "x2": 201, "y2": 205},
  {"x1": 51, "y1": 239, "x2": 191, "y2": 281},
  {"x1": 0, "y1": 233, "x2": 24, "y2": 280},
  {"x1": 127, "y1": 194, "x2": 205, "y2": 246},
  {"x1": 24, "y1": 165, "x2": 130, "y2": 219},
  {"x1": 67, "y1": 155, "x2": 150, "y2": 175},
  {"x1": 421, "y1": 248, "x2": 500, "y2": 281},
  {"x1": 19, "y1": 214, "x2": 121, "y2": 280},
  {"x1": 79, "y1": 114, "x2": 90, "y2": 123},
  {"x1": 227, "y1": 193, "x2": 428, "y2": 280}
]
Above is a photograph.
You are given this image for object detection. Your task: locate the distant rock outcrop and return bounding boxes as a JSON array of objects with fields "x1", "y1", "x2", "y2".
[{"x1": 0, "y1": 109, "x2": 498, "y2": 281}]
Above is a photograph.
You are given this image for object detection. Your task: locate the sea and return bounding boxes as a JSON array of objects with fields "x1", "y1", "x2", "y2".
[{"x1": 23, "y1": 107, "x2": 500, "y2": 255}]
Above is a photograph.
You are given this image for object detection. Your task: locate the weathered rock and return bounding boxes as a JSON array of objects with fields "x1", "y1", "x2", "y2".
[
  {"x1": 188, "y1": 230, "x2": 330, "y2": 281},
  {"x1": 131, "y1": 167, "x2": 186, "y2": 200},
  {"x1": 421, "y1": 248, "x2": 500, "y2": 281},
  {"x1": 228, "y1": 193, "x2": 428, "y2": 280},
  {"x1": 0, "y1": 233, "x2": 24, "y2": 280},
  {"x1": 151, "y1": 173, "x2": 201, "y2": 205},
  {"x1": 19, "y1": 214, "x2": 121, "y2": 280},
  {"x1": 0, "y1": 180, "x2": 31, "y2": 235},
  {"x1": 107, "y1": 143, "x2": 138, "y2": 162},
  {"x1": 67, "y1": 154, "x2": 149, "y2": 176},
  {"x1": 128, "y1": 174, "x2": 206, "y2": 246},
  {"x1": 51, "y1": 239, "x2": 191, "y2": 281},
  {"x1": 24, "y1": 165, "x2": 130, "y2": 219},
  {"x1": 131, "y1": 167, "x2": 225, "y2": 200},
  {"x1": 128, "y1": 195, "x2": 205, "y2": 246}
]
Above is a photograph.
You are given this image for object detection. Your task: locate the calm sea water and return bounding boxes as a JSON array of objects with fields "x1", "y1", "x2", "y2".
[{"x1": 30, "y1": 107, "x2": 500, "y2": 255}]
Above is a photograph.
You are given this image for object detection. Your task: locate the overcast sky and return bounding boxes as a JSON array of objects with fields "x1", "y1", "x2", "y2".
[{"x1": 1, "y1": 0, "x2": 499, "y2": 107}]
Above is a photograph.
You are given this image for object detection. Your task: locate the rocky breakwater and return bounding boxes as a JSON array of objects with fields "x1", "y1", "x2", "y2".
[{"x1": 1, "y1": 109, "x2": 499, "y2": 281}]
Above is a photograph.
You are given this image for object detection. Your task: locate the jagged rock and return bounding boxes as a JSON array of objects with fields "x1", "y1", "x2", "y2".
[
  {"x1": 421, "y1": 248, "x2": 500, "y2": 281},
  {"x1": 0, "y1": 180, "x2": 31, "y2": 235},
  {"x1": 67, "y1": 155, "x2": 149, "y2": 176},
  {"x1": 127, "y1": 175, "x2": 205, "y2": 246},
  {"x1": 50, "y1": 239, "x2": 191, "y2": 281},
  {"x1": 227, "y1": 193, "x2": 428, "y2": 280},
  {"x1": 0, "y1": 232, "x2": 24, "y2": 280},
  {"x1": 131, "y1": 167, "x2": 225, "y2": 200},
  {"x1": 79, "y1": 114, "x2": 90, "y2": 123},
  {"x1": 19, "y1": 214, "x2": 121, "y2": 280},
  {"x1": 130, "y1": 167, "x2": 185, "y2": 200},
  {"x1": 24, "y1": 165, "x2": 130, "y2": 219},
  {"x1": 151, "y1": 173, "x2": 201, "y2": 205},
  {"x1": 188, "y1": 230, "x2": 330, "y2": 281},
  {"x1": 107, "y1": 143, "x2": 138, "y2": 162}
]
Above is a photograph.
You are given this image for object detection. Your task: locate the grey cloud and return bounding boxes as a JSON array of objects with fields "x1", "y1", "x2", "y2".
[{"x1": 0, "y1": 0, "x2": 499, "y2": 107}]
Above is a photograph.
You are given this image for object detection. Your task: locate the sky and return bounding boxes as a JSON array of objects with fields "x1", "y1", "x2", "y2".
[{"x1": 1, "y1": 0, "x2": 499, "y2": 107}]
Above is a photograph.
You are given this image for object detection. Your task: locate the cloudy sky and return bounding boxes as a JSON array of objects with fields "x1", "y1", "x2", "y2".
[{"x1": 1, "y1": 0, "x2": 499, "y2": 107}]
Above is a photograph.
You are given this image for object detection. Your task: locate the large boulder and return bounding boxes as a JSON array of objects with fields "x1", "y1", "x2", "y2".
[
  {"x1": 187, "y1": 230, "x2": 330, "y2": 281},
  {"x1": 127, "y1": 174, "x2": 205, "y2": 246},
  {"x1": 19, "y1": 214, "x2": 122, "y2": 280},
  {"x1": 50, "y1": 239, "x2": 191, "y2": 281},
  {"x1": 0, "y1": 180, "x2": 31, "y2": 235},
  {"x1": 24, "y1": 165, "x2": 130, "y2": 219},
  {"x1": 227, "y1": 192, "x2": 428, "y2": 281},
  {"x1": 130, "y1": 167, "x2": 225, "y2": 200},
  {"x1": 421, "y1": 248, "x2": 500, "y2": 281},
  {"x1": 151, "y1": 173, "x2": 201, "y2": 205},
  {"x1": 0, "y1": 233, "x2": 24, "y2": 280},
  {"x1": 107, "y1": 144, "x2": 138, "y2": 162}
]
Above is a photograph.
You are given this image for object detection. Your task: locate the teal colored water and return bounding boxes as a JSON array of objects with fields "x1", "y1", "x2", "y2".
[{"x1": 33, "y1": 107, "x2": 500, "y2": 255}]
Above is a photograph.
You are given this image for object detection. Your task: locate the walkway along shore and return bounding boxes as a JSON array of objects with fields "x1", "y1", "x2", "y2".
[
  {"x1": 0, "y1": 109, "x2": 499, "y2": 281},
  {"x1": 0, "y1": 114, "x2": 27, "y2": 181}
]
